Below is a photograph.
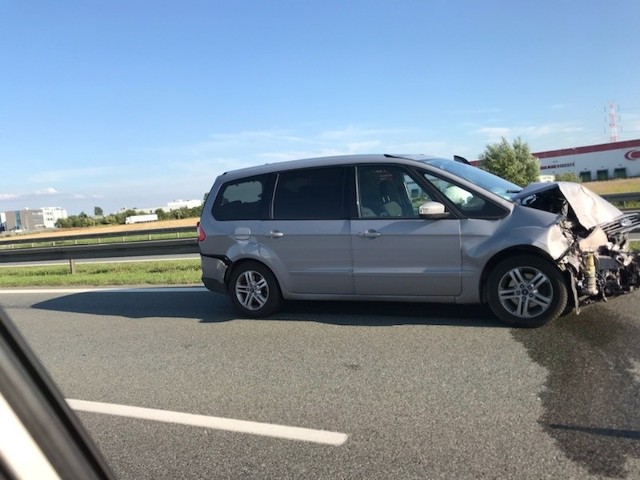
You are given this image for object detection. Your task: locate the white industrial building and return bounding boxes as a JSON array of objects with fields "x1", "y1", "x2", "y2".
[
  {"x1": 41, "y1": 207, "x2": 68, "y2": 228},
  {"x1": 0, "y1": 207, "x2": 68, "y2": 232},
  {"x1": 167, "y1": 199, "x2": 202, "y2": 210},
  {"x1": 534, "y1": 138, "x2": 640, "y2": 182}
]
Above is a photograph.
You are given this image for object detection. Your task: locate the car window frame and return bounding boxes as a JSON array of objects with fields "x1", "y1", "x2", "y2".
[
  {"x1": 414, "y1": 167, "x2": 511, "y2": 220},
  {"x1": 270, "y1": 165, "x2": 352, "y2": 221},
  {"x1": 355, "y1": 164, "x2": 460, "y2": 220},
  {"x1": 211, "y1": 173, "x2": 275, "y2": 221}
]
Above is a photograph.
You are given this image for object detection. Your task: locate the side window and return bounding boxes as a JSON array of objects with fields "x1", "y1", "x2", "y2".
[
  {"x1": 273, "y1": 167, "x2": 347, "y2": 220},
  {"x1": 212, "y1": 174, "x2": 270, "y2": 220},
  {"x1": 357, "y1": 166, "x2": 432, "y2": 218},
  {"x1": 423, "y1": 173, "x2": 507, "y2": 218}
]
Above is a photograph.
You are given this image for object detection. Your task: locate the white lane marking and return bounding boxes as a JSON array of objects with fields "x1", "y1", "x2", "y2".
[
  {"x1": 67, "y1": 399, "x2": 348, "y2": 446},
  {"x1": 0, "y1": 287, "x2": 207, "y2": 294}
]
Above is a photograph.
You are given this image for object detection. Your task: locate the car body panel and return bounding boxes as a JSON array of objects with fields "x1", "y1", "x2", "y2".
[
  {"x1": 259, "y1": 220, "x2": 353, "y2": 295},
  {"x1": 350, "y1": 217, "x2": 462, "y2": 296}
]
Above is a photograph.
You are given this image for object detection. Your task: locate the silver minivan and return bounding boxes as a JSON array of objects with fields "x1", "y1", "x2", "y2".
[{"x1": 197, "y1": 154, "x2": 640, "y2": 327}]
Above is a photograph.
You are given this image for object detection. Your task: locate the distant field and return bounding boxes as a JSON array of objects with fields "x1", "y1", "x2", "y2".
[
  {"x1": 583, "y1": 177, "x2": 640, "y2": 195},
  {"x1": 0, "y1": 217, "x2": 198, "y2": 242}
]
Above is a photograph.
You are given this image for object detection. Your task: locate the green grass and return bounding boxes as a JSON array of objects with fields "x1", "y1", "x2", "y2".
[{"x1": 0, "y1": 259, "x2": 202, "y2": 288}]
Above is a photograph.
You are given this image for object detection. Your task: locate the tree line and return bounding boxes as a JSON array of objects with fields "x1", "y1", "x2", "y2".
[{"x1": 55, "y1": 205, "x2": 203, "y2": 228}]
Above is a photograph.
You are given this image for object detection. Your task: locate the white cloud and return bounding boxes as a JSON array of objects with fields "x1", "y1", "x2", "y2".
[
  {"x1": 34, "y1": 187, "x2": 59, "y2": 195},
  {"x1": 475, "y1": 127, "x2": 512, "y2": 142},
  {"x1": 475, "y1": 123, "x2": 586, "y2": 144}
]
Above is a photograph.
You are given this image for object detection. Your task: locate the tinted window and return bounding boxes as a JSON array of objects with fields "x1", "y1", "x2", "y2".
[
  {"x1": 213, "y1": 174, "x2": 271, "y2": 220},
  {"x1": 273, "y1": 167, "x2": 347, "y2": 220}
]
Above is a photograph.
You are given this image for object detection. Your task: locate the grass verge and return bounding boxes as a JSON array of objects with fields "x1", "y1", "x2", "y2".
[{"x1": 0, "y1": 259, "x2": 202, "y2": 288}]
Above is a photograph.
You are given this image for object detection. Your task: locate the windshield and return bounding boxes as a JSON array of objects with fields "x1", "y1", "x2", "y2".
[{"x1": 421, "y1": 158, "x2": 522, "y2": 200}]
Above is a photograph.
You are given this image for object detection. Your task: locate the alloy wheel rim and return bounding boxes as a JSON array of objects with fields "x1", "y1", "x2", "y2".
[
  {"x1": 235, "y1": 270, "x2": 269, "y2": 310},
  {"x1": 498, "y1": 266, "x2": 553, "y2": 318}
]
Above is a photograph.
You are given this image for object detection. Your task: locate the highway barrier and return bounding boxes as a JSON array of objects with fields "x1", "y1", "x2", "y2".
[{"x1": 0, "y1": 227, "x2": 198, "y2": 270}]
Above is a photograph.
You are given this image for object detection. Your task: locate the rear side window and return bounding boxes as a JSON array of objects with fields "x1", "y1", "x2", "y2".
[
  {"x1": 273, "y1": 167, "x2": 348, "y2": 220},
  {"x1": 213, "y1": 174, "x2": 271, "y2": 220}
]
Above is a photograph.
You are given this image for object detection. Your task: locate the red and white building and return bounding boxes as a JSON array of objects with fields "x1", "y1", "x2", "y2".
[{"x1": 533, "y1": 138, "x2": 640, "y2": 182}]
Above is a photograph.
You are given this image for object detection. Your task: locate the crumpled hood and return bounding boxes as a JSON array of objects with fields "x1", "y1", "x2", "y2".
[{"x1": 513, "y1": 181, "x2": 624, "y2": 230}]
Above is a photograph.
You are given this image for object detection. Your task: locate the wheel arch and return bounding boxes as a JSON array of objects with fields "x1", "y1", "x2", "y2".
[
  {"x1": 226, "y1": 258, "x2": 284, "y2": 317},
  {"x1": 479, "y1": 246, "x2": 568, "y2": 304},
  {"x1": 225, "y1": 257, "x2": 284, "y2": 293}
]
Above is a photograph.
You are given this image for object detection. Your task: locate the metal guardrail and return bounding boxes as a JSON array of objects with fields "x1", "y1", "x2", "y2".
[
  {"x1": 601, "y1": 192, "x2": 640, "y2": 204},
  {"x1": 0, "y1": 238, "x2": 199, "y2": 264},
  {"x1": 0, "y1": 227, "x2": 199, "y2": 267},
  {"x1": 0, "y1": 226, "x2": 195, "y2": 248}
]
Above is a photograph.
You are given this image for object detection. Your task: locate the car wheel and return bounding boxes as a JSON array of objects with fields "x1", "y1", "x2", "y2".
[
  {"x1": 228, "y1": 262, "x2": 282, "y2": 318},
  {"x1": 487, "y1": 255, "x2": 568, "y2": 328}
]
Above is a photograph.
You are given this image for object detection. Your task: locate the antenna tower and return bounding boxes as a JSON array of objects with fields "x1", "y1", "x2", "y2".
[{"x1": 607, "y1": 101, "x2": 621, "y2": 142}]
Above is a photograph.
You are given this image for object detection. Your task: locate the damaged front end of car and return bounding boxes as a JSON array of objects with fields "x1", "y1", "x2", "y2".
[{"x1": 515, "y1": 182, "x2": 640, "y2": 313}]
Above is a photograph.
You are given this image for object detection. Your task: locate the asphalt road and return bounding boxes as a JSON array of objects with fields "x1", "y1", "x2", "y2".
[{"x1": 1, "y1": 288, "x2": 639, "y2": 479}]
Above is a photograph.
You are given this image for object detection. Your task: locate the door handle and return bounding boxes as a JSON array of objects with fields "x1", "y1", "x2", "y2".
[
  {"x1": 358, "y1": 229, "x2": 382, "y2": 238},
  {"x1": 265, "y1": 230, "x2": 284, "y2": 238}
]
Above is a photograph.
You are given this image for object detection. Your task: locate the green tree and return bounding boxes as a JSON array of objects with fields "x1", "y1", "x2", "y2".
[
  {"x1": 155, "y1": 208, "x2": 170, "y2": 220},
  {"x1": 478, "y1": 137, "x2": 539, "y2": 186},
  {"x1": 94, "y1": 206, "x2": 104, "y2": 217}
]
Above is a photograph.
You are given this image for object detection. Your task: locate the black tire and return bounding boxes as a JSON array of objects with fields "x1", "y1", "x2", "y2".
[
  {"x1": 487, "y1": 255, "x2": 568, "y2": 328},
  {"x1": 228, "y1": 261, "x2": 282, "y2": 318}
]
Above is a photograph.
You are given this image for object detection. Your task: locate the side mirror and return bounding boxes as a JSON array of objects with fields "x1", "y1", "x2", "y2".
[{"x1": 419, "y1": 201, "x2": 450, "y2": 219}]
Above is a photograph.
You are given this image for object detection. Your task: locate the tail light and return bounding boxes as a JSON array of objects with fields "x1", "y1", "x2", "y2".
[{"x1": 197, "y1": 222, "x2": 206, "y2": 242}]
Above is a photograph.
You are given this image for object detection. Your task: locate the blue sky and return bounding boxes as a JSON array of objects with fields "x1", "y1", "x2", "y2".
[{"x1": 2, "y1": 0, "x2": 639, "y2": 215}]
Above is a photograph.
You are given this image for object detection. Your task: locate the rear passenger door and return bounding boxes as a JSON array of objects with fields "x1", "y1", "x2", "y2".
[
  {"x1": 260, "y1": 166, "x2": 354, "y2": 295},
  {"x1": 351, "y1": 165, "x2": 462, "y2": 297}
]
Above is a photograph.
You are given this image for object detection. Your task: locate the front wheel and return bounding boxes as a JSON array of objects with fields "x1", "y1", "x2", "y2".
[
  {"x1": 487, "y1": 255, "x2": 568, "y2": 328},
  {"x1": 228, "y1": 262, "x2": 282, "y2": 318}
]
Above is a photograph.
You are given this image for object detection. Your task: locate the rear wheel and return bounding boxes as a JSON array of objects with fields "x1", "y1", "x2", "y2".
[
  {"x1": 228, "y1": 262, "x2": 282, "y2": 317},
  {"x1": 487, "y1": 255, "x2": 568, "y2": 328}
]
